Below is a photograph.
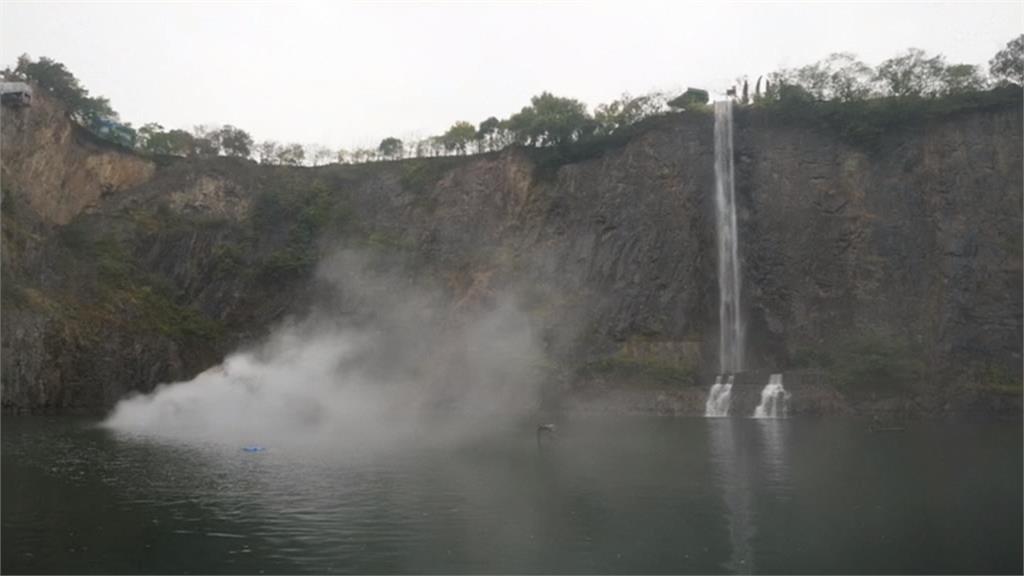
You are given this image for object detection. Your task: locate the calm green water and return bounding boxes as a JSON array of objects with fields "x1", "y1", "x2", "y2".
[{"x1": 2, "y1": 415, "x2": 1021, "y2": 574}]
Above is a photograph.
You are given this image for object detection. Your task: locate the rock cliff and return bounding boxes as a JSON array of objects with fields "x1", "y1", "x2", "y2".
[{"x1": 2, "y1": 89, "x2": 1020, "y2": 416}]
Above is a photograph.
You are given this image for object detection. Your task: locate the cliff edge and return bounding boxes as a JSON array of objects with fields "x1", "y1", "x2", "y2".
[{"x1": 2, "y1": 89, "x2": 1020, "y2": 417}]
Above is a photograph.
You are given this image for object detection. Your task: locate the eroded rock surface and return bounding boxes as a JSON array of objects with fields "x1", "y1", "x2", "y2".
[{"x1": 2, "y1": 90, "x2": 1020, "y2": 417}]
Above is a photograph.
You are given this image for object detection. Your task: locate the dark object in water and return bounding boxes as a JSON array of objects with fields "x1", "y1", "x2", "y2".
[
  {"x1": 537, "y1": 424, "x2": 557, "y2": 446},
  {"x1": 243, "y1": 446, "x2": 266, "y2": 452}
]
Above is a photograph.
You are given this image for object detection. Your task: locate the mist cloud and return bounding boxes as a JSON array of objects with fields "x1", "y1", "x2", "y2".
[{"x1": 104, "y1": 249, "x2": 545, "y2": 449}]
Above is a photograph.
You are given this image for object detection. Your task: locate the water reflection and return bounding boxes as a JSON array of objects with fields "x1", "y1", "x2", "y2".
[
  {"x1": 756, "y1": 419, "x2": 790, "y2": 489},
  {"x1": 707, "y1": 418, "x2": 794, "y2": 574},
  {"x1": 708, "y1": 419, "x2": 755, "y2": 573},
  {"x1": 5, "y1": 417, "x2": 1020, "y2": 574}
]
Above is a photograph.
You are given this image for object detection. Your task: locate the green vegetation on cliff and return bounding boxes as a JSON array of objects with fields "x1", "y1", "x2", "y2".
[
  {"x1": 2, "y1": 36, "x2": 1020, "y2": 415},
  {"x1": 7, "y1": 35, "x2": 1020, "y2": 167},
  {"x1": 750, "y1": 84, "x2": 1023, "y2": 150},
  {"x1": 56, "y1": 220, "x2": 225, "y2": 342}
]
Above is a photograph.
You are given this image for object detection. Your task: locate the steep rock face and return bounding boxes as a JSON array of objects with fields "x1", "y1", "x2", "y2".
[
  {"x1": 1, "y1": 91, "x2": 1020, "y2": 416},
  {"x1": 0, "y1": 93, "x2": 154, "y2": 226},
  {"x1": 736, "y1": 104, "x2": 1023, "y2": 414}
]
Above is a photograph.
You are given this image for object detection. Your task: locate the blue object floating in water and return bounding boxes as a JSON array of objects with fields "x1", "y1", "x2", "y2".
[{"x1": 242, "y1": 446, "x2": 266, "y2": 453}]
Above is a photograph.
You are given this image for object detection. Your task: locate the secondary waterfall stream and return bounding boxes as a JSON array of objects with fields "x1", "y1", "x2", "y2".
[
  {"x1": 705, "y1": 100, "x2": 743, "y2": 417},
  {"x1": 705, "y1": 375, "x2": 734, "y2": 418},
  {"x1": 754, "y1": 373, "x2": 790, "y2": 419}
]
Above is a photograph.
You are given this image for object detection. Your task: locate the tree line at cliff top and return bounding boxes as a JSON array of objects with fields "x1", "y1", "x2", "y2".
[{"x1": 3, "y1": 35, "x2": 1021, "y2": 166}]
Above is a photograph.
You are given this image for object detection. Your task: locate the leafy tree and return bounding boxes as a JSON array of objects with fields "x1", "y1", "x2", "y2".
[
  {"x1": 875, "y1": 48, "x2": 947, "y2": 97},
  {"x1": 504, "y1": 105, "x2": 538, "y2": 145},
  {"x1": 257, "y1": 140, "x2": 281, "y2": 165},
  {"x1": 138, "y1": 123, "x2": 167, "y2": 153},
  {"x1": 821, "y1": 53, "x2": 876, "y2": 101},
  {"x1": 378, "y1": 137, "x2": 404, "y2": 160},
  {"x1": 940, "y1": 64, "x2": 988, "y2": 95},
  {"x1": 191, "y1": 125, "x2": 221, "y2": 157},
  {"x1": 506, "y1": 92, "x2": 592, "y2": 146},
  {"x1": 766, "y1": 48, "x2": 997, "y2": 103},
  {"x1": 415, "y1": 138, "x2": 439, "y2": 158},
  {"x1": 351, "y1": 147, "x2": 377, "y2": 163},
  {"x1": 440, "y1": 121, "x2": 477, "y2": 154},
  {"x1": 765, "y1": 80, "x2": 816, "y2": 104},
  {"x1": 491, "y1": 120, "x2": 516, "y2": 150},
  {"x1": 769, "y1": 53, "x2": 876, "y2": 101},
  {"x1": 595, "y1": 92, "x2": 665, "y2": 134},
  {"x1": 75, "y1": 95, "x2": 116, "y2": 126},
  {"x1": 14, "y1": 55, "x2": 78, "y2": 101},
  {"x1": 474, "y1": 117, "x2": 515, "y2": 152},
  {"x1": 164, "y1": 130, "x2": 197, "y2": 156},
  {"x1": 304, "y1": 144, "x2": 332, "y2": 166},
  {"x1": 768, "y1": 65, "x2": 824, "y2": 100},
  {"x1": 312, "y1": 146, "x2": 334, "y2": 166},
  {"x1": 276, "y1": 143, "x2": 305, "y2": 166},
  {"x1": 429, "y1": 136, "x2": 445, "y2": 157},
  {"x1": 476, "y1": 117, "x2": 501, "y2": 151},
  {"x1": 989, "y1": 34, "x2": 1023, "y2": 85},
  {"x1": 218, "y1": 125, "x2": 253, "y2": 158},
  {"x1": 13, "y1": 54, "x2": 115, "y2": 124},
  {"x1": 336, "y1": 148, "x2": 350, "y2": 164},
  {"x1": 137, "y1": 124, "x2": 195, "y2": 156}
]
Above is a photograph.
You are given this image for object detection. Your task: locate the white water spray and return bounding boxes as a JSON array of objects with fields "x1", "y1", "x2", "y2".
[
  {"x1": 705, "y1": 100, "x2": 744, "y2": 417},
  {"x1": 754, "y1": 373, "x2": 790, "y2": 419},
  {"x1": 705, "y1": 374, "x2": 734, "y2": 417},
  {"x1": 103, "y1": 250, "x2": 544, "y2": 449}
]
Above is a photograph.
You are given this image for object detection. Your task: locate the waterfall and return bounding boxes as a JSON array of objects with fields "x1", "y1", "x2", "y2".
[
  {"x1": 754, "y1": 373, "x2": 790, "y2": 419},
  {"x1": 714, "y1": 100, "x2": 744, "y2": 373},
  {"x1": 705, "y1": 374, "x2": 734, "y2": 417},
  {"x1": 705, "y1": 100, "x2": 744, "y2": 417}
]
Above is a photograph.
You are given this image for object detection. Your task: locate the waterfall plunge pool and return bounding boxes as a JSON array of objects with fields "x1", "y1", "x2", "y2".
[{"x1": 3, "y1": 415, "x2": 1020, "y2": 574}]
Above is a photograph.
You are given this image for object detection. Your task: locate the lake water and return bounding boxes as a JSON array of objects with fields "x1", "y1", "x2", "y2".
[{"x1": 2, "y1": 415, "x2": 1021, "y2": 574}]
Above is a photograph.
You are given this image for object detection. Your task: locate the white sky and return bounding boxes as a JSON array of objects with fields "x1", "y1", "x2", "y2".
[{"x1": 2, "y1": 1, "x2": 1021, "y2": 150}]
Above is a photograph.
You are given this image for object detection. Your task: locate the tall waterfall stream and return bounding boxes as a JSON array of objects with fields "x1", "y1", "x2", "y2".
[{"x1": 704, "y1": 100, "x2": 788, "y2": 418}]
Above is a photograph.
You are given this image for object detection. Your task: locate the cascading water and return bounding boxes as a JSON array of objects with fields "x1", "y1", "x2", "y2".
[
  {"x1": 705, "y1": 100, "x2": 744, "y2": 418},
  {"x1": 705, "y1": 374, "x2": 734, "y2": 418},
  {"x1": 714, "y1": 100, "x2": 744, "y2": 374},
  {"x1": 754, "y1": 373, "x2": 790, "y2": 419}
]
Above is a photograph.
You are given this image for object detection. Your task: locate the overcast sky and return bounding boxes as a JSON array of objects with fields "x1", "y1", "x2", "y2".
[{"x1": 2, "y1": 1, "x2": 1021, "y2": 150}]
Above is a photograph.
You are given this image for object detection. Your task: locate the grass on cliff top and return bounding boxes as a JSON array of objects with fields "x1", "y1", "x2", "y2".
[{"x1": 749, "y1": 85, "x2": 1023, "y2": 151}]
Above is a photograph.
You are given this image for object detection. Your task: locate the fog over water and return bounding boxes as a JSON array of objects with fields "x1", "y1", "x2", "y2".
[{"x1": 105, "y1": 250, "x2": 544, "y2": 449}]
